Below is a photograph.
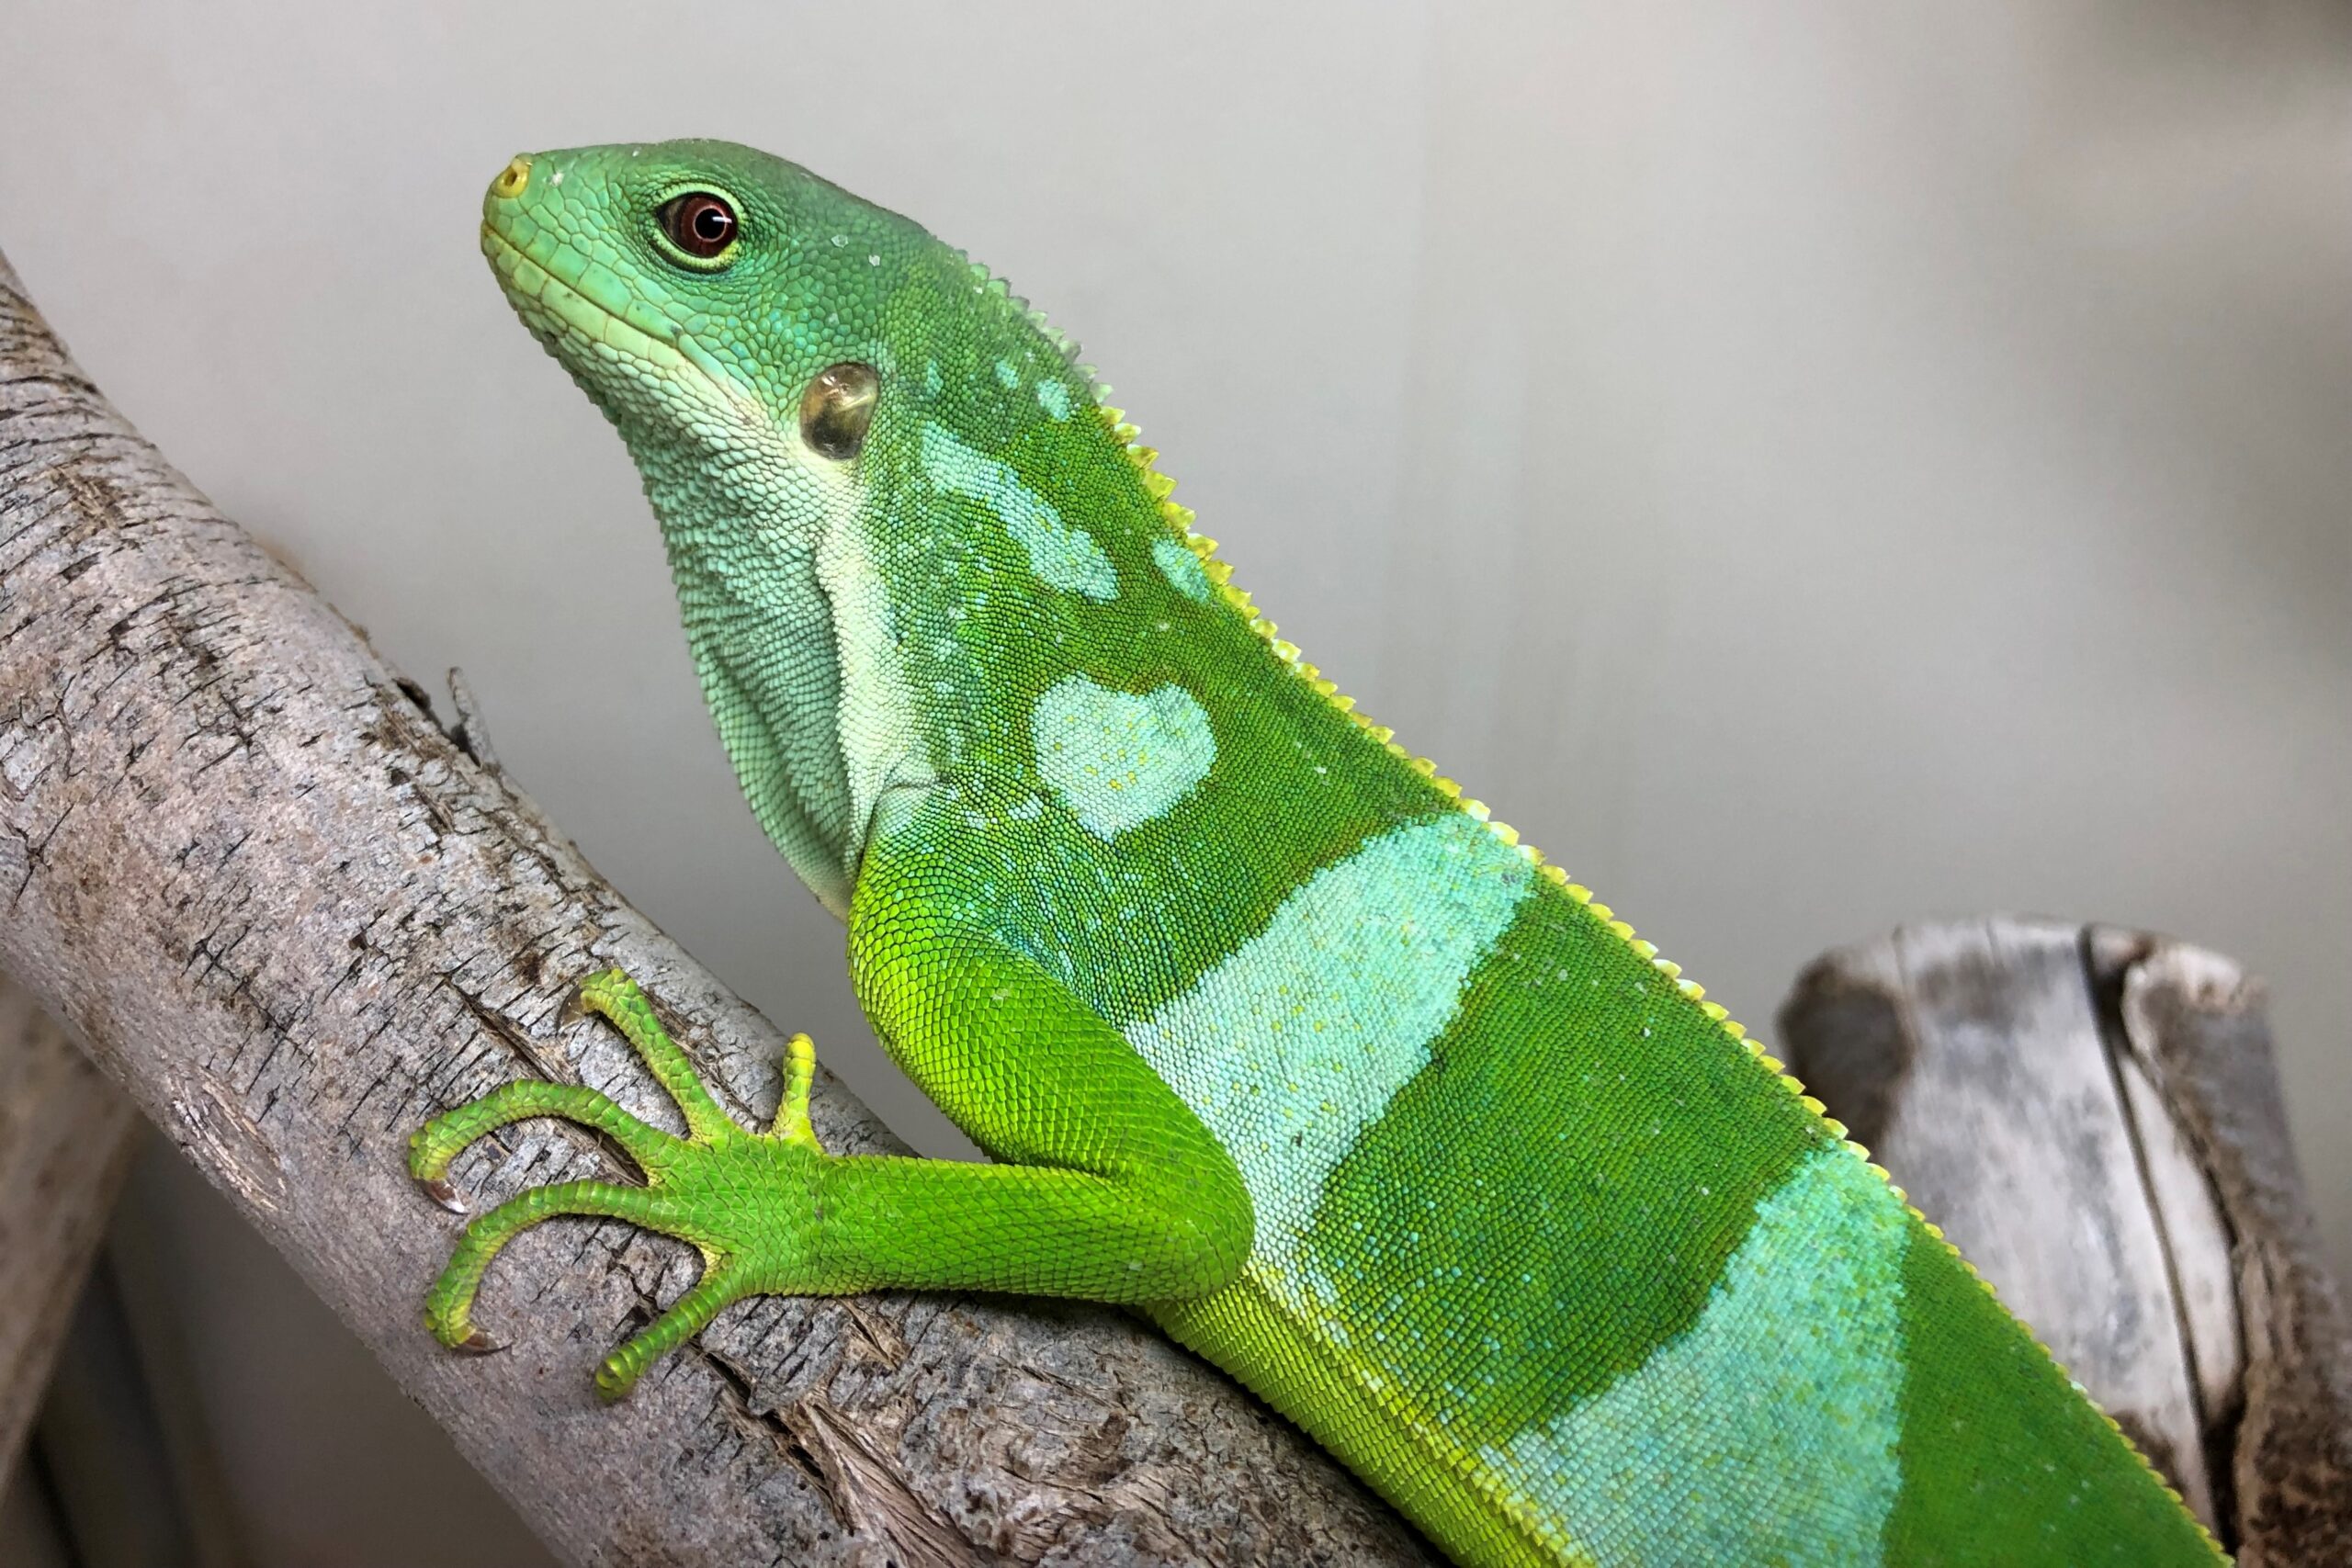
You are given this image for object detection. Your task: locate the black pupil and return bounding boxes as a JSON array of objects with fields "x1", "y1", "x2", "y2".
[{"x1": 666, "y1": 194, "x2": 736, "y2": 257}]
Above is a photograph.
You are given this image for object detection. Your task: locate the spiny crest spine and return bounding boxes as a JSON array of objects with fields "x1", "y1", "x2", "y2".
[
  {"x1": 1057, "y1": 305, "x2": 1918, "y2": 1219},
  {"x1": 956, "y1": 252, "x2": 1087, "y2": 367}
]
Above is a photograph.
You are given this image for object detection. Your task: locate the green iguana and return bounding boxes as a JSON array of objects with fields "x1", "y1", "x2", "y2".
[{"x1": 411, "y1": 140, "x2": 2226, "y2": 1567}]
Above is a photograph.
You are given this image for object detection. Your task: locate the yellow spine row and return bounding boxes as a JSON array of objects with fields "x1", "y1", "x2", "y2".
[
  {"x1": 1084, "y1": 380, "x2": 2218, "y2": 1558},
  {"x1": 1088, "y1": 397, "x2": 1828, "y2": 1134},
  {"x1": 1040, "y1": 288, "x2": 1847, "y2": 1183}
]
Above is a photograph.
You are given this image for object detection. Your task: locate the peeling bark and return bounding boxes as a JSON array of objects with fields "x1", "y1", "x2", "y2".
[{"x1": 0, "y1": 251, "x2": 1436, "y2": 1566}]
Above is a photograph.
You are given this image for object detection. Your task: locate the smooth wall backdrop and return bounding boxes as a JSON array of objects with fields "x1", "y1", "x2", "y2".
[{"x1": 2, "y1": 4, "x2": 2346, "y2": 1562}]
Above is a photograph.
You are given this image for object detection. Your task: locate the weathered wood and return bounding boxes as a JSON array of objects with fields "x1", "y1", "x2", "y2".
[
  {"x1": 1779, "y1": 919, "x2": 2352, "y2": 1566},
  {"x1": 0, "y1": 252, "x2": 1435, "y2": 1566},
  {"x1": 2089, "y1": 930, "x2": 2352, "y2": 1567},
  {"x1": 0, "y1": 977, "x2": 138, "y2": 1473}
]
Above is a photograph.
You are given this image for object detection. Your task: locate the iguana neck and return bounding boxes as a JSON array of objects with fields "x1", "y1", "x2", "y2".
[{"x1": 643, "y1": 460, "x2": 869, "y2": 916}]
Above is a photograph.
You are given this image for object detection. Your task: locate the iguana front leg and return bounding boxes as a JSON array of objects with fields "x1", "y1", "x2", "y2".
[{"x1": 412, "y1": 930, "x2": 1252, "y2": 1399}]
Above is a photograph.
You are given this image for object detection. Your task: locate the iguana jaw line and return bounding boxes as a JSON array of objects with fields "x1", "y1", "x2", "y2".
[{"x1": 479, "y1": 220, "x2": 769, "y2": 435}]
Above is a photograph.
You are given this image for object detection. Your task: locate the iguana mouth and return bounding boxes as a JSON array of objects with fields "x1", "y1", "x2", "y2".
[
  {"x1": 479, "y1": 220, "x2": 684, "y2": 361},
  {"x1": 477, "y1": 220, "x2": 763, "y2": 430}
]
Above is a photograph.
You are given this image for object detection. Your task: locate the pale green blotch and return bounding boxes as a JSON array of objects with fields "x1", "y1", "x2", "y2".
[
  {"x1": 1125, "y1": 813, "x2": 1529, "y2": 1314},
  {"x1": 1152, "y1": 536, "x2": 1213, "y2": 603},
  {"x1": 1036, "y1": 378, "x2": 1071, "y2": 420},
  {"x1": 1033, "y1": 675, "x2": 1215, "y2": 839},
  {"x1": 994, "y1": 357, "x2": 1021, "y2": 389},
  {"x1": 1484, "y1": 1144, "x2": 1908, "y2": 1567},
  {"x1": 922, "y1": 423, "x2": 1117, "y2": 600}
]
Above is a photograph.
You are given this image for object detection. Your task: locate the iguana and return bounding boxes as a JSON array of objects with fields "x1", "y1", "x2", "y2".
[{"x1": 412, "y1": 139, "x2": 2226, "y2": 1567}]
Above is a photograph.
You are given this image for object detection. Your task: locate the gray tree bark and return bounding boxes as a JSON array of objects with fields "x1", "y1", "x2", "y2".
[
  {"x1": 0, "y1": 251, "x2": 1437, "y2": 1567},
  {"x1": 1779, "y1": 920, "x2": 2352, "y2": 1568},
  {"x1": 10, "y1": 231, "x2": 2346, "y2": 1568}
]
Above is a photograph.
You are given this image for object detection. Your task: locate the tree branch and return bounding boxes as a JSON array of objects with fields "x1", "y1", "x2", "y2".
[{"x1": 0, "y1": 250, "x2": 1434, "y2": 1567}]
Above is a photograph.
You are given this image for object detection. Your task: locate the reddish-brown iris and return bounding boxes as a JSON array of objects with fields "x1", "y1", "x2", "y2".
[{"x1": 659, "y1": 192, "x2": 737, "y2": 258}]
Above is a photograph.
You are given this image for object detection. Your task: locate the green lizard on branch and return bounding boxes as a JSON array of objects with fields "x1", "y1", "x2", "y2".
[{"x1": 412, "y1": 140, "x2": 2225, "y2": 1567}]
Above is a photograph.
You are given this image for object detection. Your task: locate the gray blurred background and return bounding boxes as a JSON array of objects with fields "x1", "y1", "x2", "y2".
[{"x1": 1, "y1": 2, "x2": 2346, "y2": 1562}]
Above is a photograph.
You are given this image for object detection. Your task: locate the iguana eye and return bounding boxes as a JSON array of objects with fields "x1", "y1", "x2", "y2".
[
  {"x1": 657, "y1": 192, "x2": 738, "y2": 261},
  {"x1": 799, "y1": 363, "x2": 879, "y2": 460}
]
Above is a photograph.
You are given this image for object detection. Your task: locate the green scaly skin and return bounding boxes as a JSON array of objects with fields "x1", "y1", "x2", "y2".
[{"x1": 410, "y1": 141, "x2": 2227, "y2": 1567}]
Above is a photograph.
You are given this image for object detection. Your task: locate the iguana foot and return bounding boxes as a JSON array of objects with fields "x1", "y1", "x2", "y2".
[{"x1": 410, "y1": 967, "x2": 824, "y2": 1399}]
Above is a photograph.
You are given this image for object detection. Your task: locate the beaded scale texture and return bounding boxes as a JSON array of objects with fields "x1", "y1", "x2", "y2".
[{"x1": 409, "y1": 140, "x2": 2227, "y2": 1567}]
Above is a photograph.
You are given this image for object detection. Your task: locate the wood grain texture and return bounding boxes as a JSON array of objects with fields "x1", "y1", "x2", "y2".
[
  {"x1": 0, "y1": 250, "x2": 1436, "y2": 1568},
  {"x1": 0, "y1": 976, "x2": 138, "y2": 1473},
  {"x1": 1780, "y1": 919, "x2": 2352, "y2": 1567}
]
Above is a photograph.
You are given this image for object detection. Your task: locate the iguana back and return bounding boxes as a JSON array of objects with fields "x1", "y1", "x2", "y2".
[{"x1": 415, "y1": 139, "x2": 2226, "y2": 1567}]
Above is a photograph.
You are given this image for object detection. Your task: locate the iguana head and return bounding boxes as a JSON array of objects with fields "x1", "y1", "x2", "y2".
[
  {"x1": 480, "y1": 141, "x2": 1208, "y2": 917},
  {"x1": 480, "y1": 141, "x2": 924, "y2": 509}
]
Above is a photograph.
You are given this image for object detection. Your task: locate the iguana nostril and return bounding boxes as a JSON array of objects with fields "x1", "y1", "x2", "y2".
[{"x1": 491, "y1": 156, "x2": 531, "y2": 199}]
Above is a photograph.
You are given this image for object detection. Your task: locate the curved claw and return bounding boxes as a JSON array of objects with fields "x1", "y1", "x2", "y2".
[
  {"x1": 417, "y1": 1175, "x2": 469, "y2": 1214},
  {"x1": 451, "y1": 1327, "x2": 506, "y2": 1355}
]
